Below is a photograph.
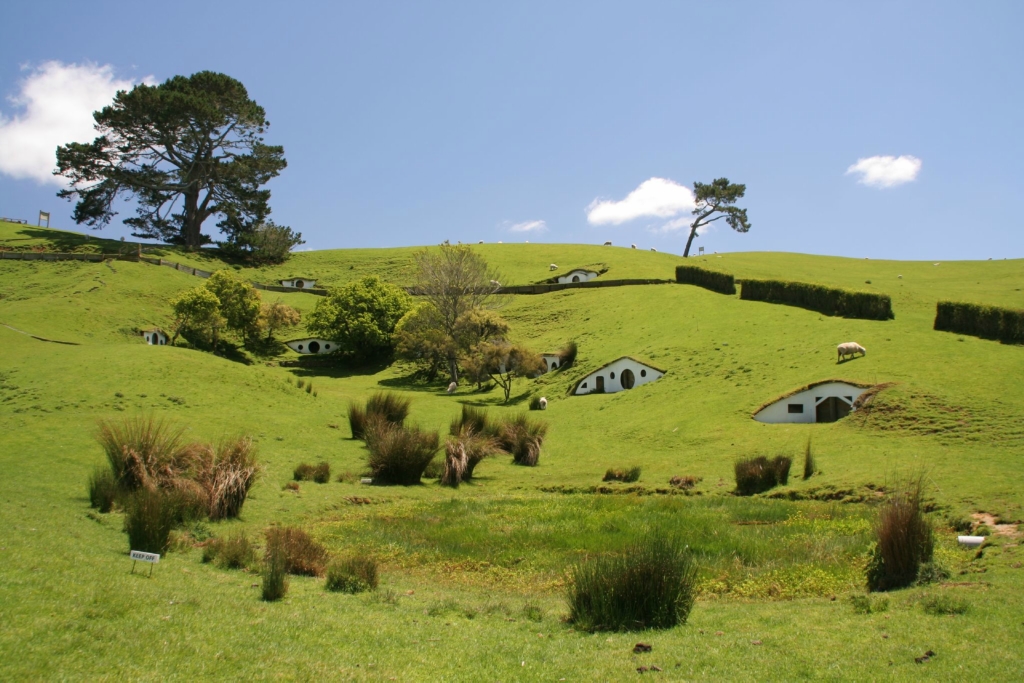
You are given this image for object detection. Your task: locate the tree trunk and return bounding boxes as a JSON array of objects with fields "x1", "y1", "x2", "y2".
[
  {"x1": 183, "y1": 188, "x2": 202, "y2": 249},
  {"x1": 682, "y1": 224, "x2": 699, "y2": 258},
  {"x1": 447, "y1": 355, "x2": 459, "y2": 384}
]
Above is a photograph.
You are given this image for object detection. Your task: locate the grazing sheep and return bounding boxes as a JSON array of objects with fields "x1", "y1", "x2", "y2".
[
  {"x1": 489, "y1": 279, "x2": 501, "y2": 287},
  {"x1": 549, "y1": 264, "x2": 558, "y2": 271},
  {"x1": 447, "y1": 381, "x2": 458, "y2": 394},
  {"x1": 603, "y1": 241, "x2": 612, "y2": 246},
  {"x1": 539, "y1": 397, "x2": 548, "y2": 410},
  {"x1": 898, "y1": 274, "x2": 903, "y2": 279},
  {"x1": 650, "y1": 248, "x2": 657, "y2": 252},
  {"x1": 479, "y1": 240, "x2": 484, "y2": 244},
  {"x1": 631, "y1": 244, "x2": 637, "y2": 249},
  {"x1": 837, "y1": 342, "x2": 866, "y2": 362}
]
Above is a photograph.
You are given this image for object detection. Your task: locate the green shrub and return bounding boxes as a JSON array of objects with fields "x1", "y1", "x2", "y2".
[
  {"x1": 364, "y1": 419, "x2": 439, "y2": 485},
  {"x1": 934, "y1": 301, "x2": 1024, "y2": 345},
  {"x1": 202, "y1": 531, "x2": 256, "y2": 569},
  {"x1": 803, "y1": 438, "x2": 815, "y2": 480},
  {"x1": 603, "y1": 467, "x2": 641, "y2": 483},
  {"x1": 558, "y1": 340, "x2": 578, "y2": 369},
  {"x1": 325, "y1": 554, "x2": 379, "y2": 593},
  {"x1": 262, "y1": 534, "x2": 289, "y2": 601},
  {"x1": 850, "y1": 594, "x2": 889, "y2": 614},
  {"x1": 921, "y1": 594, "x2": 969, "y2": 616},
  {"x1": 734, "y1": 455, "x2": 791, "y2": 495},
  {"x1": 739, "y1": 279, "x2": 894, "y2": 320},
  {"x1": 293, "y1": 463, "x2": 314, "y2": 481},
  {"x1": 88, "y1": 466, "x2": 118, "y2": 513},
  {"x1": 866, "y1": 478, "x2": 934, "y2": 592},
  {"x1": 566, "y1": 535, "x2": 697, "y2": 632},
  {"x1": 422, "y1": 456, "x2": 444, "y2": 479},
  {"x1": 123, "y1": 488, "x2": 187, "y2": 554},
  {"x1": 675, "y1": 265, "x2": 736, "y2": 295},
  {"x1": 349, "y1": 391, "x2": 411, "y2": 440},
  {"x1": 497, "y1": 413, "x2": 548, "y2": 466},
  {"x1": 915, "y1": 561, "x2": 951, "y2": 585},
  {"x1": 265, "y1": 526, "x2": 329, "y2": 577}
]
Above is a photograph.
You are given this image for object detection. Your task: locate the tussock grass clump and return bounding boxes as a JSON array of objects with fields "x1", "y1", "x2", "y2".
[
  {"x1": 669, "y1": 475, "x2": 701, "y2": 490},
  {"x1": 734, "y1": 455, "x2": 792, "y2": 495},
  {"x1": 262, "y1": 534, "x2": 289, "y2": 601},
  {"x1": 443, "y1": 416, "x2": 502, "y2": 485},
  {"x1": 441, "y1": 438, "x2": 468, "y2": 488},
  {"x1": 558, "y1": 340, "x2": 578, "y2": 369},
  {"x1": 293, "y1": 463, "x2": 314, "y2": 481},
  {"x1": 202, "y1": 530, "x2": 256, "y2": 569},
  {"x1": 497, "y1": 413, "x2": 548, "y2": 466},
  {"x1": 449, "y1": 405, "x2": 495, "y2": 439},
  {"x1": 866, "y1": 477, "x2": 934, "y2": 591},
  {"x1": 566, "y1": 535, "x2": 697, "y2": 632},
  {"x1": 97, "y1": 415, "x2": 184, "y2": 491},
  {"x1": 603, "y1": 467, "x2": 641, "y2": 483},
  {"x1": 364, "y1": 419, "x2": 439, "y2": 485},
  {"x1": 88, "y1": 466, "x2": 118, "y2": 513},
  {"x1": 921, "y1": 594, "x2": 969, "y2": 616},
  {"x1": 850, "y1": 594, "x2": 889, "y2": 614},
  {"x1": 803, "y1": 438, "x2": 815, "y2": 480},
  {"x1": 348, "y1": 392, "x2": 411, "y2": 440},
  {"x1": 293, "y1": 461, "x2": 331, "y2": 483},
  {"x1": 180, "y1": 437, "x2": 261, "y2": 520},
  {"x1": 325, "y1": 554, "x2": 379, "y2": 593},
  {"x1": 265, "y1": 527, "x2": 329, "y2": 577},
  {"x1": 123, "y1": 488, "x2": 189, "y2": 554}
]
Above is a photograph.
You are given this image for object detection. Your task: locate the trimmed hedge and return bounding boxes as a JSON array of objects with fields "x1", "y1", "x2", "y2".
[
  {"x1": 675, "y1": 265, "x2": 736, "y2": 295},
  {"x1": 739, "y1": 279, "x2": 894, "y2": 320},
  {"x1": 934, "y1": 301, "x2": 1024, "y2": 345}
]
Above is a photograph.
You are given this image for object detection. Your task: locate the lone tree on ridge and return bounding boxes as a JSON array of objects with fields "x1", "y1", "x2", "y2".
[
  {"x1": 54, "y1": 71, "x2": 286, "y2": 249},
  {"x1": 682, "y1": 178, "x2": 751, "y2": 257}
]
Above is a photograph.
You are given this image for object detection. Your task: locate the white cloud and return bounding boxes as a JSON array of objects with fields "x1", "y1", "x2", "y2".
[
  {"x1": 0, "y1": 62, "x2": 144, "y2": 185},
  {"x1": 508, "y1": 219, "x2": 547, "y2": 233},
  {"x1": 650, "y1": 216, "x2": 692, "y2": 234},
  {"x1": 586, "y1": 177, "x2": 695, "y2": 225},
  {"x1": 845, "y1": 155, "x2": 922, "y2": 188}
]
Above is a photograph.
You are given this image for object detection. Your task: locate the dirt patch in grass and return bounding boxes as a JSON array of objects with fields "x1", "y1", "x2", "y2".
[{"x1": 971, "y1": 513, "x2": 1021, "y2": 538}]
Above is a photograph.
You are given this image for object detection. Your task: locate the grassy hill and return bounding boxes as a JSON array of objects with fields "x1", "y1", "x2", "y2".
[{"x1": 2, "y1": 220, "x2": 1024, "y2": 679}]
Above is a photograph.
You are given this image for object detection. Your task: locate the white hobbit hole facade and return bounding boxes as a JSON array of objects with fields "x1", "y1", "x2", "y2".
[
  {"x1": 142, "y1": 329, "x2": 167, "y2": 345},
  {"x1": 540, "y1": 354, "x2": 561, "y2": 372},
  {"x1": 280, "y1": 278, "x2": 317, "y2": 289},
  {"x1": 285, "y1": 338, "x2": 338, "y2": 355},
  {"x1": 556, "y1": 269, "x2": 599, "y2": 284},
  {"x1": 572, "y1": 357, "x2": 665, "y2": 395},
  {"x1": 753, "y1": 381, "x2": 873, "y2": 424}
]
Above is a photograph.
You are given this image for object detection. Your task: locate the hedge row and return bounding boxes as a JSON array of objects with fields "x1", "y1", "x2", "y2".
[
  {"x1": 674, "y1": 265, "x2": 736, "y2": 295},
  {"x1": 739, "y1": 279, "x2": 894, "y2": 320},
  {"x1": 934, "y1": 301, "x2": 1024, "y2": 345}
]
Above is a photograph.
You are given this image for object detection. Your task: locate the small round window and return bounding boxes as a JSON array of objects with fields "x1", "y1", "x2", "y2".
[
  {"x1": 297, "y1": 344, "x2": 304, "y2": 351},
  {"x1": 640, "y1": 369, "x2": 647, "y2": 377},
  {"x1": 325, "y1": 344, "x2": 331, "y2": 350},
  {"x1": 610, "y1": 372, "x2": 616, "y2": 379}
]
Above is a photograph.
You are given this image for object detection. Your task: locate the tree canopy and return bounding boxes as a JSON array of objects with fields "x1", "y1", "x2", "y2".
[
  {"x1": 683, "y1": 178, "x2": 751, "y2": 257},
  {"x1": 55, "y1": 71, "x2": 286, "y2": 249},
  {"x1": 306, "y1": 276, "x2": 412, "y2": 359}
]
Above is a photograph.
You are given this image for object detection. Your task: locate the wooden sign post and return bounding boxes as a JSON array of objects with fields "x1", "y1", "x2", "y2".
[
  {"x1": 130, "y1": 550, "x2": 160, "y2": 576},
  {"x1": 38, "y1": 211, "x2": 50, "y2": 228}
]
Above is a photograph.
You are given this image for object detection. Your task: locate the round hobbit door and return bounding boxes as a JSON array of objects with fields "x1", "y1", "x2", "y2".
[
  {"x1": 308, "y1": 341, "x2": 321, "y2": 353},
  {"x1": 621, "y1": 368, "x2": 635, "y2": 389},
  {"x1": 295, "y1": 280, "x2": 305, "y2": 288},
  {"x1": 572, "y1": 275, "x2": 580, "y2": 282}
]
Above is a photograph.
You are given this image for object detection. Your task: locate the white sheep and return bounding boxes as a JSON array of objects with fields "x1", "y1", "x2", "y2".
[
  {"x1": 539, "y1": 397, "x2": 548, "y2": 410},
  {"x1": 549, "y1": 264, "x2": 558, "y2": 271},
  {"x1": 447, "y1": 381, "x2": 458, "y2": 394},
  {"x1": 631, "y1": 244, "x2": 637, "y2": 249},
  {"x1": 650, "y1": 248, "x2": 657, "y2": 252},
  {"x1": 603, "y1": 241, "x2": 612, "y2": 246},
  {"x1": 479, "y1": 240, "x2": 484, "y2": 244},
  {"x1": 490, "y1": 279, "x2": 501, "y2": 287},
  {"x1": 837, "y1": 342, "x2": 866, "y2": 362}
]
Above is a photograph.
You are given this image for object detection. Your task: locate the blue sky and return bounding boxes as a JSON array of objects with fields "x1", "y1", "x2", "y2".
[{"x1": 0, "y1": 1, "x2": 1021, "y2": 259}]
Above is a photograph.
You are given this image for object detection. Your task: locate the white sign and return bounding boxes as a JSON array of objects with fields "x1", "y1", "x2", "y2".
[{"x1": 130, "y1": 550, "x2": 161, "y2": 563}]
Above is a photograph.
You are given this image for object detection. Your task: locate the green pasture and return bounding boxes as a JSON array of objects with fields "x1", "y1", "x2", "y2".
[{"x1": 2, "y1": 220, "x2": 1024, "y2": 679}]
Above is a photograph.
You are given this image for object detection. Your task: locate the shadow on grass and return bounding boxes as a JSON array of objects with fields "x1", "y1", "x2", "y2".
[
  {"x1": 286, "y1": 357, "x2": 393, "y2": 379},
  {"x1": 459, "y1": 389, "x2": 532, "y2": 407}
]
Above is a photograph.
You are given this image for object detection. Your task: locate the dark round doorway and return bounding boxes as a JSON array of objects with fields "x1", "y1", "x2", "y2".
[
  {"x1": 620, "y1": 368, "x2": 635, "y2": 389},
  {"x1": 308, "y1": 341, "x2": 321, "y2": 353}
]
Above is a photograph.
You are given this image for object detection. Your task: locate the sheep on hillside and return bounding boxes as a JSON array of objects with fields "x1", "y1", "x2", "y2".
[
  {"x1": 549, "y1": 264, "x2": 558, "y2": 271},
  {"x1": 650, "y1": 248, "x2": 657, "y2": 252},
  {"x1": 447, "y1": 381, "x2": 458, "y2": 394},
  {"x1": 490, "y1": 279, "x2": 501, "y2": 287},
  {"x1": 539, "y1": 397, "x2": 547, "y2": 410},
  {"x1": 837, "y1": 342, "x2": 866, "y2": 362},
  {"x1": 631, "y1": 244, "x2": 637, "y2": 249},
  {"x1": 603, "y1": 241, "x2": 612, "y2": 246}
]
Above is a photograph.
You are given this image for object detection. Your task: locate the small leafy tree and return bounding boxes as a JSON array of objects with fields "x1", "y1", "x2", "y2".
[
  {"x1": 170, "y1": 286, "x2": 223, "y2": 346},
  {"x1": 413, "y1": 242, "x2": 501, "y2": 382},
  {"x1": 205, "y1": 270, "x2": 262, "y2": 343},
  {"x1": 473, "y1": 340, "x2": 544, "y2": 402},
  {"x1": 260, "y1": 301, "x2": 301, "y2": 340},
  {"x1": 223, "y1": 220, "x2": 304, "y2": 265},
  {"x1": 395, "y1": 304, "x2": 509, "y2": 382},
  {"x1": 682, "y1": 178, "x2": 751, "y2": 258},
  {"x1": 306, "y1": 276, "x2": 412, "y2": 359}
]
